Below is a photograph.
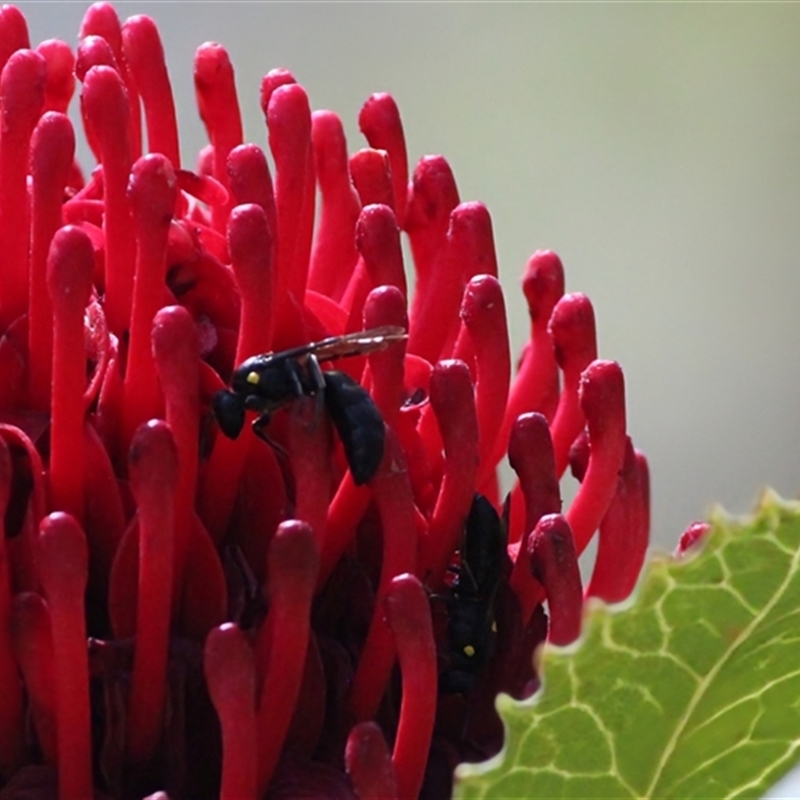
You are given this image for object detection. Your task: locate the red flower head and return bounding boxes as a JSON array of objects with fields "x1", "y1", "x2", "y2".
[{"x1": 0, "y1": 4, "x2": 650, "y2": 799}]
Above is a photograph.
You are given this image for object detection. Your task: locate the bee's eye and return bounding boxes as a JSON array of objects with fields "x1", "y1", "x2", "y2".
[
  {"x1": 246, "y1": 371, "x2": 260, "y2": 386},
  {"x1": 463, "y1": 644, "x2": 476, "y2": 659}
]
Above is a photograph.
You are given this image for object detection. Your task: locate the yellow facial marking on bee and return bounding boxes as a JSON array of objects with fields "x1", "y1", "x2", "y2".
[
  {"x1": 246, "y1": 371, "x2": 260, "y2": 385},
  {"x1": 491, "y1": 620, "x2": 497, "y2": 633},
  {"x1": 463, "y1": 644, "x2": 476, "y2": 658}
]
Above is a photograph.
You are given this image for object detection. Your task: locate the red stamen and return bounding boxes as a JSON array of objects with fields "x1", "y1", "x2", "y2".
[
  {"x1": 78, "y1": 2, "x2": 122, "y2": 49},
  {"x1": 122, "y1": 154, "x2": 177, "y2": 449},
  {"x1": 318, "y1": 473, "x2": 370, "y2": 590},
  {"x1": 175, "y1": 169, "x2": 228, "y2": 215},
  {"x1": 29, "y1": 112, "x2": 76, "y2": 411},
  {"x1": 283, "y1": 636, "x2": 325, "y2": 757},
  {"x1": 307, "y1": 110, "x2": 361, "y2": 301},
  {"x1": 122, "y1": 15, "x2": 180, "y2": 169},
  {"x1": 222, "y1": 441, "x2": 287, "y2": 586},
  {"x1": 73, "y1": 34, "x2": 116, "y2": 174},
  {"x1": 345, "y1": 722, "x2": 398, "y2": 800},
  {"x1": 492, "y1": 250, "x2": 564, "y2": 472},
  {"x1": 358, "y1": 93, "x2": 409, "y2": 227},
  {"x1": 0, "y1": 436, "x2": 24, "y2": 776},
  {"x1": 457, "y1": 275, "x2": 511, "y2": 482},
  {"x1": 396, "y1": 406, "x2": 438, "y2": 519},
  {"x1": 194, "y1": 42, "x2": 243, "y2": 235},
  {"x1": 676, "y1": 520, "x2": 711, "y2": 557},
  {"x1": 0, "y1": 424, "x2": 47, "y2": 593},
  {"x1": 508, "y1": 413, "x2": 561, "y2": 623},
  {"x1": 198, "y1": 203, "x2": 274, "y2": 543},
  {"x1": 151, "y1": 306, "x2": 200, "y2": 561},
  {"x1": 79, "y1": 1, "x2": 141, "y2": 158},
  {"x1": 0, "y1": 5, "x2": 29, "y2": 69},
  {"x1": 343, "y1": 204, "x2": 406, "y2": 334},
  {"x1": 586, "y1": 439, "x2": 650, "y2": 603},
  {"x1": 361, "y1": 286, "x2": 407, "y2": 429},
  {"x1": 255, "y1": 520, "x2": 319, "y2": 794},
  {"x1": 350, "y1": 148, "x2": 395, "y2": 211},
  {"x1": 359, "y1": 203, "x2": 406, "y2": 296},
  {"x1": 205, "y1": 623, "x2": 257, "y2": 800},
  {"x1": 36, "y1": 512, "x2": 92, "y2": 800},
  {"x1": 259, "y1": 67, "x2": 295, "y2": 109},
  {"x1": 151, "y1": 309, "x2": 226, "y2": 636},
  {"x1": 10, "y1": 592, "x2": 56, "y2": 764},
  {"x1": 509, "y1": 412, "x2": 561, "y2": 536},
  {"x1": 94, "y1": 338, "x2": 126, "y2": 470},
  {"x1": 638, "y1": 450, "x2": 651, "y2": 543},
  {"x1": 569, "y1": 428, "x2": 590, "y2": 483},
  {"x1": 126, "y1": 420, "x2": 178, "y2": 762},
  {"x1": 288, "y1": 397, "x2": 333, "y2": 550},
  {"x1": 226, "y1": 143, "x2": 277, "y2": 249},
  {"x1": 74, "y1": 36, "x2": 118, "y2": 163},
  {"x1": 419, "y1": 360, "x2": 479, "y2": 584},
  {"x1": 80, "y1": 65, "x2": 135, "y2": 336},
  {"x1": 110, "y1": 466, "x2": 225, "y2": 646},
  {"x1": 79, "y1": 2, "x2": 121, "y2": 44},
  {"x1": 528, "y1": 514, "x2": 583, "y2": 646},
  {"x1": 36, "y1": 40, "x2": 75, "y2": 114},
  {"x1": 549, "y1": 293, "x2": 598, "y2": 477},
  {"x1": 384, "y1": 573, "x2": 437, "y2": 800},
  {"x1": 266, "y1": 82, "x2": 315, "y2": 339},
  {"x1": 350, "y1": 431, "x2": 418, "y2": 721},
  {"x1": 75, "y1": 34, "x2": 118, "y2": 78},
  {"x1": 405, "y1": 156, "x2": 460, "y2": 334},
  {"x1": 47, "y1": 226, "x2": 94, "y2": 522},
  {"x1": 408, "y1": 202, "x2": 497, "y2": 366},
  {"x1": 566, "y1": 360, "x2": 628, "y2": 554},
  {"x1": 230, "y1": 202, "x2": 276, "y2": 363},
  {"x1": 196, "y1": 142, "x2": 213, "y2": 176},
  {"x1": 82, "y1": 420, "x2": 126, "y2": 584},
  {"x1": 0, "y1": 49, "x2": 46, "y2": 329}
]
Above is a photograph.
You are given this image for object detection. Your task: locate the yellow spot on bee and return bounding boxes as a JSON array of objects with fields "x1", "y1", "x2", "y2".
[
  {"x1": 463, "y1": 644, "x2": 476, "y2": 658},
  {"x1": 491, "y1": 620, "x2": 497, "y2": 633},
  {"x1": 246, "y1": 371, "x2": 260, "y2": 385}
]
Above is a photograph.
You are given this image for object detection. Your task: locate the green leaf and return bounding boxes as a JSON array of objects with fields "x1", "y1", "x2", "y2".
[{"x1": 454, "y1": 492, "x2": 800, "y2": 800}]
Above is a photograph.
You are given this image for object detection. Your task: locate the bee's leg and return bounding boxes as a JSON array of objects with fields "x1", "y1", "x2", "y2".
[
  {"x1": 251, "y1": 413, "x2": 286, "y2": 459},
  {"x1": 252, "y1": 412, "x2": 295, "y2": 502},
  {"x1": 222, "y1": 544, "x2": 266, "y2": 629},
  {"x1": 253, "y1": 414, "x2": 295, "y2": 504},
  {"x1": 306, "y1": 354, "x2": 327, "y2": 420},
  {"x1": 283, "y1": 357, "x2": 307, "y2": 399}
]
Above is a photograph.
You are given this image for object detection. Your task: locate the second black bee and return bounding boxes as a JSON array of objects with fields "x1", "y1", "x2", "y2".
[
  {"x1": 440, "y1": 493, "x2": 509, "y2": 694},
  {"x1": 212, "y1": 326, "x2": 406, "y2": 485}
]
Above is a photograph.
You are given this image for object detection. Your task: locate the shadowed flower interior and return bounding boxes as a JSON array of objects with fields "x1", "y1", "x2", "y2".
[{"x1": 0, "y1": 4, "x2": 651, "y2": 799}]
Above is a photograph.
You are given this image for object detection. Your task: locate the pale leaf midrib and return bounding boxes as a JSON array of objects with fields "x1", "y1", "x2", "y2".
[{"x1": 643, "y1": 526, "x2": 800, "y2": 798}]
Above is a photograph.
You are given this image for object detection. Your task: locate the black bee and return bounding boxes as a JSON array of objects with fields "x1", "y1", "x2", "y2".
[
  {"x1": 212, "y1": 326, "x2": 406, "y2": 485},
  {"x1": 440, "y1": 493, "x2": 509, "y2": 694}
]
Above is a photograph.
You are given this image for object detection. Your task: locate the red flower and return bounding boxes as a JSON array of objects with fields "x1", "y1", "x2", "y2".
[{"x1": 0, "y1": 4, "x2": 650, "y2": 799}]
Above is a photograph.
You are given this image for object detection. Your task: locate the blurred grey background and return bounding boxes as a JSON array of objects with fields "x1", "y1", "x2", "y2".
[{"x1": 17, "y1": 2, "x2": 800, "y2": 552}]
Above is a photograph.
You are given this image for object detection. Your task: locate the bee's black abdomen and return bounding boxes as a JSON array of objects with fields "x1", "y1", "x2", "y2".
[
  {"x1": 439, "y1": 493, "x2": 508, "y2": 695},
  {"x1": 212, "y1": 389, "x2": 246, "y2": 440},
  {"x1": 462, "y1": 493, "x2": 507, "y2": 594},
  {"x1": 322, "y1": 370, "x2": 385, "y2": 485}
]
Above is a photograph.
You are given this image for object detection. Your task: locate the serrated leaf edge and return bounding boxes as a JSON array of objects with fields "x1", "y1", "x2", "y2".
[{"x1": 454, "y1": 491, "x2": 800, "y2": 799}]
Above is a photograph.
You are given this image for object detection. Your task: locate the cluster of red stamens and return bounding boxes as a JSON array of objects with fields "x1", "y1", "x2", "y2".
[{"x1": 0, "y1": 4, "x2": 652, "y2": 799}]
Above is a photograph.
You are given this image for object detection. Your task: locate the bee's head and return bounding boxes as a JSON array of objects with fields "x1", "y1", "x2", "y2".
[
  {"x1": 212, "y1": 389, "x2": 246, "y2": 439},
  {"x1": 230, "y1": 356, "x2": 267, "y2": 395}
]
